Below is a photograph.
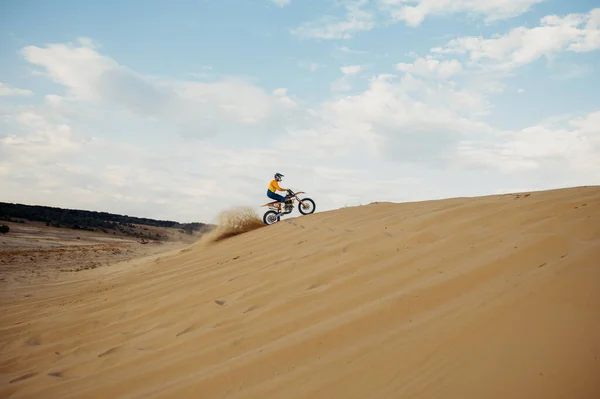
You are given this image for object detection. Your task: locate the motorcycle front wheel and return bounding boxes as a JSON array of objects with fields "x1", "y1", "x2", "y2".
[{"x1": 298, "y1": 198, "x2": 316, "y2": 215}]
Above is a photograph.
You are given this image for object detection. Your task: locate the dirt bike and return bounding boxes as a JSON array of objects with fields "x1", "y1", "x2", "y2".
[{"x1": 261, "y1": 189, "x2": 316, "y2": 225}]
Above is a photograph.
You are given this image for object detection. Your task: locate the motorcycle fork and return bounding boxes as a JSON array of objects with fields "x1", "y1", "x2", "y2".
[{"x1": 295, "y1": 197, "x2": 308, "y2": 208}]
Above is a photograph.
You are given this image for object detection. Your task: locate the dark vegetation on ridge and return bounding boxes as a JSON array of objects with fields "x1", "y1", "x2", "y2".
[{"x1": 0, "y1": 202, "x2": 215, "y2": 240}]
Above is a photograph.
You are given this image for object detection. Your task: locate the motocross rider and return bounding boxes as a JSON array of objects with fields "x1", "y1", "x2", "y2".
[{"x1": 267, "y1": 173, "x2": 293, "y2": 210}]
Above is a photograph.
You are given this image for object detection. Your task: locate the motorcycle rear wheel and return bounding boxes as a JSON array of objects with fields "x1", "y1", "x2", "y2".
[{"x1": 263, "y1": 210, "x2": 280, "y2": 225}]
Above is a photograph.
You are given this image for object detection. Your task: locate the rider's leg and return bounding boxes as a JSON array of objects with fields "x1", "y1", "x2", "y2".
[{"x1": 267, "y1": 190, "x2": 286, "y2": 203}]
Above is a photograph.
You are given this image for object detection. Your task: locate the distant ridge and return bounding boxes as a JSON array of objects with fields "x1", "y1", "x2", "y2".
[{"x1": 0, "y1": 201, "x2": 215, "y2": 237}]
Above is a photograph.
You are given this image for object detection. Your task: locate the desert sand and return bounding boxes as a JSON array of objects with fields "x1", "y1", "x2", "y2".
[
  {"x1": 0, "y1": 221, "x2": 201, "y2": 284},
  {"x1": 1, "y1": 186, "x2": 599, "y2": 398}
]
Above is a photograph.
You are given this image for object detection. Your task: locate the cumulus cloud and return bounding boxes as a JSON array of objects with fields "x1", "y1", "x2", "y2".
[
  {"x1": 291, "y1": 0, "x2": 375, "y2": 39},
  {"x1": 382, "y1": 7, "x2": 600, "y2": 118},
  {"x1": 0, "y1": 111, "x2": 83, "y2": 163},
  {"x1": 455, "y1": 111, "x2": 600, "y2": 176},
  {"x1": 378, "y1": 0, "x2": 548, "y2": 27},
  {"x1": 335, "y1": 45, "x2": 368, "y2": 55},
  {"x1": 432, "y1": 8, "x2": 600, "y2": 70},
  {"x1": 341, "y1": 65, "x2": 364, "y2": 75},
  {"x1": 291, "y1": 0, "x2": 550, "y2": 37},
  {"x1": 282, "y1": 73, "x2": 493, "y2": 164},
  {"x1": 19, "y1": 37, "x2": 295, "y2": 137},
  {"x1": 0, "y1": 108, "x2": 246, "y2": 221},
  {"x1": 331, "y1": 64, "x2": 366, "y2": 91},
  {"x1": 395, "y1": 57, "x2": 463, "y2": 79},
  {"x1": 0, "y1": 82, "x2": 33, "y2": 97},
  {"x1": 272, "y1": 87, "x2": 298, "y2": 108}
]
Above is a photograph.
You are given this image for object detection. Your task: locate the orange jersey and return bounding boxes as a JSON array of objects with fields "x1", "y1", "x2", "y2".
[{"x1": 268, "y1": 179, "x2": 284, "y2": 192}]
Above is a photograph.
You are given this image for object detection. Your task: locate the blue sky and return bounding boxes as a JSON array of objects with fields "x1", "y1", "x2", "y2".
[{"x1": 1, "y1": 0, "x2": 599, "y2": 223}]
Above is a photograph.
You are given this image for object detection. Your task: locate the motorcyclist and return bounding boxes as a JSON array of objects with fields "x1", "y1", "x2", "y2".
[{"x1": 267, "y1": 173, "x2": 292, "y2": 209}]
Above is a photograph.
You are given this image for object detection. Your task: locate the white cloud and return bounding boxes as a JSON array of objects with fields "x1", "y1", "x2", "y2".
[
  {"x1": 291, "y1": 0, "x2": 552, "y2": 40},
  {"x1": 341, "y1": 65, "x2": 363, "y2": 75},
  {"x1": 432, "y1": 8, "x2": 600, "y2": 70},
  {"x1": 292, "y1": 0, "x2": 552, "y2": 38},
  {"x1": 455, "y1": 110, "x2": 600, "y2": 175},
  {"x1": 335, "y1": 45, "x2": 368, "y2": 55},
  {"x1": 291, "y1": 0, "x2": 375, "y2": 39},
  {"x1": 1, "y1": 111, "x2": 83, "y2": 162},
  {"x1": 330, "y1": 65, "x2": 364, "y2": 92},
  {"x1": 0, "y1": 82, "x2": 33, "y2": 97},
  {"x1": 378, "y1": 0, "x2": 548, "y2": 27},
  {"x1": 330, "y1": 78, "x2": 353, "y2": 92},
  {"x1": 298, "y1": 61, "x2": 320, "y2": 71},
  {"x1": 283, "y1": 73, "x2": 492, "y2": 162},
  {"x1": 0, "y1": 110, "x2": 232, "y2": 221},
  {"x1": 380, "y1": 7, "x2": 600, "y2": 119},
  {"x1": 19, "y1": 38, "x2": 295, "y2": 137},
  {"x1": 271, "y1": 0, "x2": 291, "y2": 6},
  {"x1": 395, "y1": 57, "x2": 462, "y2": 79},
  {"x1": 272, "y1": 87, "x2": 298, "y2": 108}
]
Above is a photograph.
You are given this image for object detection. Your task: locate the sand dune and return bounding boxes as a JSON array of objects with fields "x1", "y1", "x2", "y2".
[{"x1": 1, "y1": 186, "x2": 599, "y2": 398}]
